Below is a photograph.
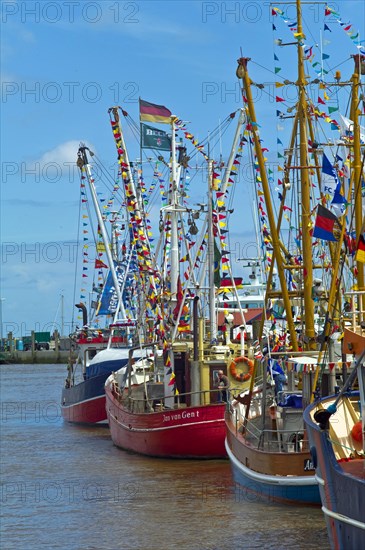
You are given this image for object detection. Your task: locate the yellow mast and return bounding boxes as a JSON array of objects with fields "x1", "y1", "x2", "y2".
[
  {"x1": 350, "y1": 54, "x2": 365, "y2": 302},
  {"x1": 310, "y1": 55, "x2": 364, "y2": 400},
  {"x1": 236, "y1": 57, "x2": 298, "y2": 350},
  {"x1": 295, "y1": 0, "x2": 316, "y2": 350},
  {"x1": 257, "y1": 111, "x2": 300, "y2": 342}
]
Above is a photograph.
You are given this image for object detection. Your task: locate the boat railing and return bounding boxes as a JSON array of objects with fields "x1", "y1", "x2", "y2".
[
  {"x1": 242, "y1": 418, "x2": 308, "y2": 453},
  {"x1": 202, "y1": 347, "x2": 232, "y2": 361},
  {"x1": 344, "y1": 290, "x2": 365, "y2": 329},
  {"x1": 118, "y1": 387, "x2": 228, "y2": 412}
]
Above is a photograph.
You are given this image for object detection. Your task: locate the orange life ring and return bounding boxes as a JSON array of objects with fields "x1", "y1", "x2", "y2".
[{"x1": 229, "y1": 356, "x2": 254, "y2": 382}]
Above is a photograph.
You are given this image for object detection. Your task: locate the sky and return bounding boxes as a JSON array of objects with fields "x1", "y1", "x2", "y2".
[{"x1": 1, "y1": 0, "x2": 364, "y2": 338}]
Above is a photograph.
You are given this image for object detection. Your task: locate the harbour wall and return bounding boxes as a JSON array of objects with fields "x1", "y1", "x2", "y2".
[{"x1": 0, "y1": 350, "x2": 77, "y2": 364}]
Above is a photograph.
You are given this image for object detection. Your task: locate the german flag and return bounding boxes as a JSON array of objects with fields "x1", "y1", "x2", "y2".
[
  {"x1": 355, "y1": 222, "x2": 365, "y2": 263},
  {"x1": 139, "y1": 99, "x2": 171, "y2": 124}
]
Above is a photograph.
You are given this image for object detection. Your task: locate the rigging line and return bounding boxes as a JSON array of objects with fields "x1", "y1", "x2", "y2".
[
  {"x1": 247, "y1": 136, "x2": 269, "y2": 273},
  {"x1": 82, "y1": 207, "x2": 108, "y2": 318},
  {"x1": 124, "y1": 114, "x2": 140, "y2": 137},
  {"x1": 141, "y1": 148, "x2": 170, "y2": 176},
  {"x1": 185, "y1": 114, "x2": 235, "y2": 154},
  {"x1": 250, "y1": 59, "x2": 279, "y2": 79},
  {"x1": 91, "y1": 159, "x2": 124, "y2": 196},
  {"x1": 271, "y1": 8, "x2": 343, "y2": 85},
  {"x1": 120, "y1": 113, "x2": 142, "y2": 145},
  {"x1": 90, "y1": 155, "x2": 127, "y2": 202},
  {"x1": 330, "y1": 57, "x2": 358, "y2": 72},
  {"x1": 83, "y1": 184, "x2": 103, "y2": 251},
  {"x1": 349, "y1": 150, "x2": 365, "y2": 228},
  {"x1": 319, "y1": 152, "x2": 365, "y2": 376},
  {"x1": 88, "y1": 149, "x2": 122, "y2": 188},
  {"x1": 187, "y1": 121, "x2": 233, "y2": 164},
  {"x1": 72, "y1": 171, "x2": 85, "y2": 331},
  {"x1": 176, "y1": 115, "x2": 235, "y2": 166},
  {"x1": 198, "y1": 117, "x2": 234, "y2": 148},
  {"x1": 316, "y1": 245, "x2": 350, "y2": 389},
  {"x1": 127, "y1": 109, "x2": 233, "y2": 167},
  {"x1": 301, "y1": 14, "x2": 343, "y2": 83},
  {"x1": 145, "y1": 165, "x2": 170, "y2": 213}
]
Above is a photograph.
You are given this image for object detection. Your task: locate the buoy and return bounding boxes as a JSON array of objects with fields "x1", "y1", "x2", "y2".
[{"x1": 351, "y1": 421, "x2": 363, "y2": 443}]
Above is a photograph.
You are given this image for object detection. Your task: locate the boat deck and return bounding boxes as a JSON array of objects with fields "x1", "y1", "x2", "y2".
[{"x1": 339, "y1": 458, "x2": 365, "y2": 479}]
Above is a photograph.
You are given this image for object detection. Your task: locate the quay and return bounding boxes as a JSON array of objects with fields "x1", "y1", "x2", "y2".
[
  {"x1": 0, "y1": 330, "x2": 77, "y2": 364},
  {"x1": 0, "y1": 349, "x2": 75, "y2": 364}
]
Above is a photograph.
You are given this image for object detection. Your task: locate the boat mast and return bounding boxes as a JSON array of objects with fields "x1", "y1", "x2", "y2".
[
  {"x1": 208, "y1": 158, "x2": 218, "y2": 342},
  {"x1": 77, "y1": 146, "x2": 122, "y2": 307},
  {"x1": 236, "y1": 57, "x2": 298, "y2": 350},
  {"x1": 351, "y1": 54, "x2": 365, "y2": 304},
  {"x1": 296, "y1": 0, "x2": 316, "y2": 350},
  {"x1": 169, "y1": 116, "x2": 179, "y2": 302},
  {"x1": 108, "y1": 107, "x2": 161, "y2": 342}
]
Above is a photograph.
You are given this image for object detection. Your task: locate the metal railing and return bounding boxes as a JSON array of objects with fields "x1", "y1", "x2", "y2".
[
  {"x1": 344, "y1": 290, "x2": 365, "y2": 329},
  {"x1": 236, "y1": 414, "x2": 308, "y2": 453},
  {"x1": 113, "y1": 384, "x2": 229, "y2": 412}
]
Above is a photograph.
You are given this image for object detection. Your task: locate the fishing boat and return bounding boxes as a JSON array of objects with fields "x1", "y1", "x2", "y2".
[
  {"x1": 225, "y1": 1, "x2": 364, "y2": 505},
  {"x1": 61, "y1": 145, "x2": 139, "y2": 424},
  {"x1": 303, "y1": 48, "x2": 365, "y2": 547},
  {"x1": 61, "y1": 323, "x2": 134, "y2": 424},
  {"x1": 105, "y1": 339, "x2": 228, "y2": 459},
  {"x1": 104, "y1": 105, "x2": 254, "y2": 458},
  {"x1": 304, "y1": 294, "x2": 365, "y2": 547}
]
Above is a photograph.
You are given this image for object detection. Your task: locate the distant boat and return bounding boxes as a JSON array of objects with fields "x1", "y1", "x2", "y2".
[{"x1": 61, "y1": 322, "x2": 133, "y2": 424}]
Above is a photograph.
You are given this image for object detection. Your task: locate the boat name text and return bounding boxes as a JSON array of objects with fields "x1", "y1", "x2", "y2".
[{"x1": 163, "y1": 411, "x2": 200, "y2": 422}]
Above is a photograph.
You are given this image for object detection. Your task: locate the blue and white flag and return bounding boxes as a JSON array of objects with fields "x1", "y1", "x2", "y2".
[{"x1": 322, "y1": 153, "x2": 346, "y2": 214}]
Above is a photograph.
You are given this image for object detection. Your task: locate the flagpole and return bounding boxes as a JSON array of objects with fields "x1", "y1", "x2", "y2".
[
  {"x1": 350, "y1": 55, "x2": 365, "y2": 306},
  {"x1": 170, "y1": 115, "x2": 179, "y2": 303},
  {"x1": 236, "y1": 57, "x2": 298, "y2": 350},
  {"x1": 109, "y1": 106, "x2": 161, "y2": 343},
  {"x1": 207, "y1": 157, "x2": 218, "y2": 343},
  {"x1": 139, "y1": 100, "x2": 143, "y2": 207}
]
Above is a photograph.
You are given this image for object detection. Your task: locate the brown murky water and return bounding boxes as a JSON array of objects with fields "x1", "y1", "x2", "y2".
[{"x1": 0, "y1": 364, "x2": 330, "y2": 549}]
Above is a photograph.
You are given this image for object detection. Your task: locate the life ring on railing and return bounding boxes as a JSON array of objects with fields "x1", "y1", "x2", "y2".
[{"x1": 229, "y1": 356, "x2": 254, "y2": 382}]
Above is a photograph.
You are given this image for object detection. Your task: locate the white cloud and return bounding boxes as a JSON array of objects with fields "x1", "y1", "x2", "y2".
[
  {"x1": 27, "y1": 140, "x2": 96, "y2": 180},
  {"x1": 37, "y1": 140, "x2": 94, "y2": 166}
]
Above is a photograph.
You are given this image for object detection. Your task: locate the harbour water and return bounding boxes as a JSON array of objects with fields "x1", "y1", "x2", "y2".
[{"x1": 1, "y1": 364, "x2": 330, "y2": 550}]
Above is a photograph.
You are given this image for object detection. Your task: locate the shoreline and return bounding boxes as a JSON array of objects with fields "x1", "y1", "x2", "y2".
[{"x1": 0, "y1": 350, "x2": 77, "y2": 365}]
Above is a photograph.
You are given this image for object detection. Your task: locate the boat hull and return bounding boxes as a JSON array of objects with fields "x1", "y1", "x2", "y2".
[
  {"x1": 304, "y1": 399, "x2": 365, "y2": 549},
  {"x1": 225, "y1": 415, "x2": 320, "y2": 505},
  {"x1": 105, "y1": 384, "x2": 227, "y2": 458},
  {"x1": 61, "y1": 372, "x2": 110, "y2": 424}
]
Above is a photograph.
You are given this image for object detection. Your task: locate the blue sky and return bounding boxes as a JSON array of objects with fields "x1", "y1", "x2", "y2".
[{"x1": 1, "y1": 0, "x2": 364, "y2": 338}]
